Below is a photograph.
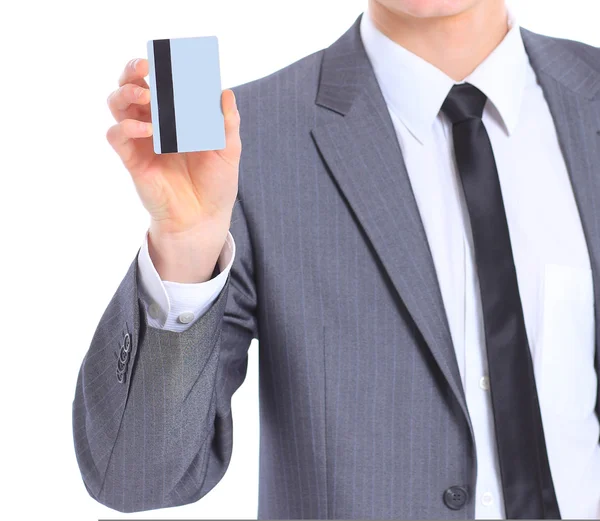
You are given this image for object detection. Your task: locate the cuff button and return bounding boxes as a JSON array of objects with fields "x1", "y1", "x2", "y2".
[{"x1": 177, "y1": 312, "x2": 195, "y2": 324}]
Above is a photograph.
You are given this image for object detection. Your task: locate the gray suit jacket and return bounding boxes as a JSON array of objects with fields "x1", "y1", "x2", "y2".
[{"x1": 73, "y1": 14, "x2": 600, "y2": 519}]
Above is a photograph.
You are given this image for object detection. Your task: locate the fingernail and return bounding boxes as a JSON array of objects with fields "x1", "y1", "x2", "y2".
[
  {"x1": 132, "y1": 58, "x2": 139, "y2": 71},
  {"x1": 136, "y1": 87, "x2": 145, "y2": 98}
]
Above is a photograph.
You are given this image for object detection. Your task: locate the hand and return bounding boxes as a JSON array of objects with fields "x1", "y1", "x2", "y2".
[{"x1": 106, "y1": 58, "x2": 241, "y2": 282}]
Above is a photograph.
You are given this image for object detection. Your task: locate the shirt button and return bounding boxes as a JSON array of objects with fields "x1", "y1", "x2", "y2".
[
  {"x1": 479, "y1": 375, "x2": 490, "y2": 391},
  {"x1": 481, "y1": 492, "x2": 494, "y2": 507},
  {"x1": 177, "y1": 311, "x2": 195, "y2": 324},
  {"x1": 148, "y1": 302, "x2": 161, "y2": 319}
]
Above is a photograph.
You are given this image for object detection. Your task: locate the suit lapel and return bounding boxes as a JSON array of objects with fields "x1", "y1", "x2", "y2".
[
  {"x1": 312, "y1": 17, "x2": 600, "y2": 425},
  {"x1": 521, "y1": 28, "x2": 600, "y2": 421},
  {"x1": 311, "y1": 15, "x2": 468, "y2": 418}
]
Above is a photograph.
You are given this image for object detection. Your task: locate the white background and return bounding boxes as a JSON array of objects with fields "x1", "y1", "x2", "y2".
[{"x1": 1, "y1": 1, "x2": 598, "y2": 519}]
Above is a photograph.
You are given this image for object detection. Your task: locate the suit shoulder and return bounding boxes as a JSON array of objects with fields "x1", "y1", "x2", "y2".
[
  {"x1": 543, "y1": 32, "x2": 600, "y2": 73},
  {"x1": 230, "y1": 48, "x2": 324, "y2": 111}
]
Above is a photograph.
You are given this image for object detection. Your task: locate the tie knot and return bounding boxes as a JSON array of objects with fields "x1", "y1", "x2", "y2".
[{"x1": 441, "y1": 83, "x2": 487, "y2": 124}]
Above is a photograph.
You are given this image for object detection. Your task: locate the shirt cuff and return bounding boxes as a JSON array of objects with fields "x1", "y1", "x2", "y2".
[{"x1": 137, "y1": 230, "x2": 235, "y2": 332}]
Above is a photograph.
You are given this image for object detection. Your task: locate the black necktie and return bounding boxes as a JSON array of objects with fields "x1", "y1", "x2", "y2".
[{"x1": 441, "y1": 83, "x2": 561, "y2": 519}]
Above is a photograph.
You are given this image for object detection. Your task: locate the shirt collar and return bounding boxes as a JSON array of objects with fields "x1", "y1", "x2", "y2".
[{"x1": 359, "y1": 8, "x2": 528, "y2": 144}]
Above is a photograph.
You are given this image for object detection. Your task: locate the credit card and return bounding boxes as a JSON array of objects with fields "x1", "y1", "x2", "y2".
[{"x1": 146, "y1": 36, "x2": 225, "y2": 154}]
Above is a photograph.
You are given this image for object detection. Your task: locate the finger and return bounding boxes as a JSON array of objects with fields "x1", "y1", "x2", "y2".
[
  {"x1": 217, "y1": 89, "x2": 242, "y2": 164},
  {"x1": 107, "y1": 83, "x2": 150, "y2": 119},
  {"x1": 118, "y1": 58, "x2": 149, "y2": 88},
  {"x1": 106, "y1": 119, "x2": 153, "y2": 166}
]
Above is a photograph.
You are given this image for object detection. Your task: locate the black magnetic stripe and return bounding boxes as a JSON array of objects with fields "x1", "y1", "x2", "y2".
[{"x1": 153, "y1": 39, "x2": 178, "y2": 153}]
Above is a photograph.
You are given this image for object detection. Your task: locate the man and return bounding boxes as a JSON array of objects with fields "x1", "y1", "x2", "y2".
[{"x1": 72, "y1": 0, "x2": 600, "y2": 518}]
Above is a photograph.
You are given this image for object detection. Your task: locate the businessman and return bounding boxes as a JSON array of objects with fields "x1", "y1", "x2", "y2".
[{"x1": 73, "y1": 0, "x2": 600, "y2": 518}]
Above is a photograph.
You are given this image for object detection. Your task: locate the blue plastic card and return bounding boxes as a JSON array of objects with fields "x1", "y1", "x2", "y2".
[{"x1": 147, "y1": 36, "x2": 225, "y2": 154}]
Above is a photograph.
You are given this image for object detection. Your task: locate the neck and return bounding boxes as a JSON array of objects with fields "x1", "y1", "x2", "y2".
[{"x1": 367, "y1": 0, "x2": 509, "y2": 81}]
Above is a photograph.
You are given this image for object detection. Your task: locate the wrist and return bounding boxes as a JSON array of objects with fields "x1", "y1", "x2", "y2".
[{"x1": 148, "y1": 219, "x2": 230, "y2": 283}]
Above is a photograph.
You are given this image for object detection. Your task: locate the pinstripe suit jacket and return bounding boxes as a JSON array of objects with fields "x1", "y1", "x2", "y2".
[{"x1": 73, "y1": 13, "x2": 600, "y2": 519}]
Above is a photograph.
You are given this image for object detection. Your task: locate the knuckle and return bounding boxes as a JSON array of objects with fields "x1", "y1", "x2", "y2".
[
  {"x1": 110, "y1": 85, "x2": 133, "y2": 109},
  {"x1": 106, "y1": 125, "x2": 117, "y2": 143},
  {"x1": 109, "y1": 87, "x2": 125, "y2": 109}
]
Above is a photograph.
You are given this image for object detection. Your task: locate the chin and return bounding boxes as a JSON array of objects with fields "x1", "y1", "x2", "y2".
[{"x1": 373, "y1": 0, "x2": 482, "y2": 18}]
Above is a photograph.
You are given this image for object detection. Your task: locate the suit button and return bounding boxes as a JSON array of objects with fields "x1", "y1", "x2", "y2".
[
  {"x1": 123, "y1": 333, "x2": 131, "y2": 353},
  {"x1": 443, "y1": 486, "x2": 468, "y2": 510}
]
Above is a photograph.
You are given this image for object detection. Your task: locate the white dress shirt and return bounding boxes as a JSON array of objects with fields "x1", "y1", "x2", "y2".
[{"x1": 137, "y1": 9, "x2": 600, "y2": 518}]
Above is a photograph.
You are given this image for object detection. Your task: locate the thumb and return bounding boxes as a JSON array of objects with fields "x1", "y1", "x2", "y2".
[{"x1": 220, "y1": 89, "x2": 242, "y2": 162}]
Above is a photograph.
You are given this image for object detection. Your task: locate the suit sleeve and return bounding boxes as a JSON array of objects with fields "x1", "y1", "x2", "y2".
[{"x1": 72, "y1": 199, "x2": 257, "y2": 513}]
